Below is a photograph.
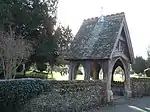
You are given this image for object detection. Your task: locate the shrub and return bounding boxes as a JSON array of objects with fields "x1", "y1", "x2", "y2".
[
  {"x1": 145, "y1": 68, "x2": 150, "y2": 77},
  {"x1": 0, "y1": 78, "x2": 51, "y2": 112},
  {"x1": 15, "y1": 74, "x2": 48, "y2": 79}
]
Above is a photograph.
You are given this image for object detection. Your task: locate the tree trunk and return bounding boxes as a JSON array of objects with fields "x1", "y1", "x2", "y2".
[
  {"x1": 51, "y1": 66, "x2": 54, "y2": 78},
  {"x1": 51, "y1": 68, "x2": 53, "y2": 74},
  {"x1": 13, "y1": 69, "x2": 16, "y2": 79},
  {"x1": 23, "y1": 64, "x2": 26, "y2": 76},
  {"x1": 60, "y1": 71, "x2": 63, "y2": 76},
  {"x1": 23, "y1": 70, "x2": 26, "y2": 76},
  {"x1": 3, "y1": 62, "x2": 13, "y2": 79},
  {"x1": 5, "y1": 68, "x2": 12, "y2": 79}
]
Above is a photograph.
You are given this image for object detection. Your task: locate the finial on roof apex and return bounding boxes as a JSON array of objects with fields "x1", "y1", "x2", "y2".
[
  {"x1": 98, "y1": 6, "x2": 105, "y2": 22},
  {"x1": 100, "y1": 6, "x2": 104, "y2": 16}
]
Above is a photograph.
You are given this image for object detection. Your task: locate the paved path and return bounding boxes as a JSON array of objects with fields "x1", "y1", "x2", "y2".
[{"x1": 87, "y1": 97, "x2": 150, "y2": 112}]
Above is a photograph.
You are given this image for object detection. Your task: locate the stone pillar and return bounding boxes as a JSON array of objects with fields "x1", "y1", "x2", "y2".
[
  {"x1": 102, "y1": 60, "x2": 113, "y2": 102},
  {"x1": 83, "y1": 61, "x2": 92, "y2": 80},
  {"x1": 68, "y1": 62, "x2": 77, "y2": 80},
  {"x1": 124, "y1": 61, "x2": 132, "y2": 98}
]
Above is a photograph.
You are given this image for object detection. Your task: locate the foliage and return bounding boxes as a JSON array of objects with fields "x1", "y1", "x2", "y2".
[
  {"x1": 0, "y1": 0, "x2": 59, "y2": 67},
  {"x1": 0, "y1": 0, "x2": 58, "y2": 33},
  {"x1": 44, "y1": 25, "x2": 73, "y2": 75},
  {"x1": 16, "y1": 64, "x2": 24, "y2": 72},
  {"x1": 26, "y1": 0, "x2": 59, "y2": 66},
  {"x1": 15, "y1": 74, "x2": 48, "y2": 79},
  {"x1": 22, "y1": 80, "x2": 106, "y2": 112},
  {"x1": 146, "y1": 57, "x2": 150, "y2": 68},
  {"x1": 0, "y1": 78, "x2": 51, "y2": 112},
  {"x1": 0, "y1": 31, "x2": 33, "y2": 79},
  {"x1": 53, "y1": 65, "x2": 68, "y2": 76},
  {"x1": 36, "y1": 63, "x2": 47, "y2": 72},
  {"x1": 145, "y1": 46, "x2": 150, "y2": 68},
  {"x1": 55, "y1": 25, "x2": 73, "y2": 66},
  {"x1": 56, "y1": 25, "x2": 73, "y2": 54},
  {"x1": 0, "y1": 79, "x2": 107, "y2": 112},
  {"x1": 132, "y1": 56, "x2": 146, "y2": 74},
  {"x1": 0, "y1": 0, "x2": 74, "y2": 72}
]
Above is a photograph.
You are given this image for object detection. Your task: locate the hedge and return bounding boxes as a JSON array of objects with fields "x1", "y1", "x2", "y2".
[
  {"x1": 0, "y1": 78, "x2": 51, "y2": 112},
  {"x1": 0, "y1": 79, "x2": 107, "y2": 112},
  {"x1": 15, "y1": 74, "x2": 48, "y2": 79},
  {"x1": 22, "y1": 80, "x2": 107, "y2": 112}
]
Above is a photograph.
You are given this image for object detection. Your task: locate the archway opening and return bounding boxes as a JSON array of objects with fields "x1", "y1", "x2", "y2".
[
  {"x1": 111, "y1": 59, "x2": 125, "y2": 96},
  {"x1": 99, "y1": 69, "x2": 103, "y2": 80},
  {"x1": 75, "y1": 64, "x2": 85, "y2": 80},
  {"x1": 113, "y1": 66, "x2": 125, "y2": 82}
]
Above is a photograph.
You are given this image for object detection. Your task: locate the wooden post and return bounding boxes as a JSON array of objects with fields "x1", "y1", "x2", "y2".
[
  {"x1": 68, "y1": 62, "x2": 77, "y2": 80},
  {"x1": 102, "y1": 60, "x2": 113, "y2": 102},
  {"x1": 92, "y1": 62, "x2": 100, "y2": 80},
  {"x1": 124, "y1": 61, "x2": 132, "y2": 98},
  {"x1": 83, "y1": 61, "x2": 92, "y2": 80}
]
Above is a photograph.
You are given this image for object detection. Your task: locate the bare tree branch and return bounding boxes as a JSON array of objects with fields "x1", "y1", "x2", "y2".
[{"x1": 0, "y1": 30, "x2": 33, "y2": 79}]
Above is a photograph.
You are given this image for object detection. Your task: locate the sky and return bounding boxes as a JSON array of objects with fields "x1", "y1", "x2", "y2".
[{"x1": 57, "y1": 0, "x2": 150, "y2": 59}]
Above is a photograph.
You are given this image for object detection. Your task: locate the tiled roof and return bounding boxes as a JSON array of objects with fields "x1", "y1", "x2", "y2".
[{"x1": 66, "y1": 12, "x2": 125, "y2": 60}]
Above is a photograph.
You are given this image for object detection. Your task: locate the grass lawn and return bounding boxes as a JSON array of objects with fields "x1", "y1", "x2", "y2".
[
  {"x1": 48, "y1": 72, "x2": 125, "y2": 81},
  {"x1": 48, "y1": 72, "x2": 84, "y2": 80},
  {"x1": 16, "y1": 70, "x2": 147, "y2": 81}
]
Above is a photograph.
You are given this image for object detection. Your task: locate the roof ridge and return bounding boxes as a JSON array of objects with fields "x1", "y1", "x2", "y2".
[
  {"x1": 105, "y1": 12, "x2": 125, "y2": 20},
  {"x1": 84, "y1": 12, "x2": 125, "y2": 22},
  {"x1": 84, "y1": 17, "x2": 98, "y2": 22}
]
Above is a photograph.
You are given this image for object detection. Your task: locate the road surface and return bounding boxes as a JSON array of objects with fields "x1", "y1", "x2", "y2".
[{"x1": 87, "y1": 97, "x2": 150, "y2": 112}]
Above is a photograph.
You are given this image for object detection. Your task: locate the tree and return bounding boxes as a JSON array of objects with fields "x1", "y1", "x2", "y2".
[
  {"x1": 0, "y1": 30, "x2": 33, "y2": 79},
  {"x1": 53, "y1": 65, "x2": 68, "y2": 76},
  {"x1": 28, "y1": 0, "x2": 59, "y2": 68},
  {"x1": 55, "y1": 25, "x2": 73, "y2": 65},
  {"x1": 0, "y1": 0, "x2": 59, "y2": 69},
  {"x1": 0, "y1": 0, "x2": 58, "y2": 34},
  {"x1": 50, "y1": 25, "x2": 73, "y2": 75},
  {"x1": 132, "y1": 56, "x2": 146, "y2": 74},
  {"x1": 146, "y1": 46, "x2": 150, "y2": 68}
]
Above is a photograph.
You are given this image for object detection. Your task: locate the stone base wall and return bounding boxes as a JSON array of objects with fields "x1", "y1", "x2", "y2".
[
  {"x1": 131, "y1": 78, "x2": 150, "y2": 97},
  {"x1": 112, "y1": 81, "x2": 124, "y2": 96}
]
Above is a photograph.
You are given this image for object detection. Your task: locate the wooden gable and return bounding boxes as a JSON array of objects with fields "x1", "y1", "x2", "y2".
[{"x1": 111, "y1": 17, "x2": 135, "y2": 64}]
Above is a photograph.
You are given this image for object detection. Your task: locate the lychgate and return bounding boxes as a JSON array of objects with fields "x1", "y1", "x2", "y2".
[{"x1": 65, "y1": 12, "x2": 134, "y2": 102}]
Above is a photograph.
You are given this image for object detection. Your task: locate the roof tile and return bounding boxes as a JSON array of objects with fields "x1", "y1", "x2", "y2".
[{"x1": 66, "y1": 12, "x2": 125, "y2": 60}]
